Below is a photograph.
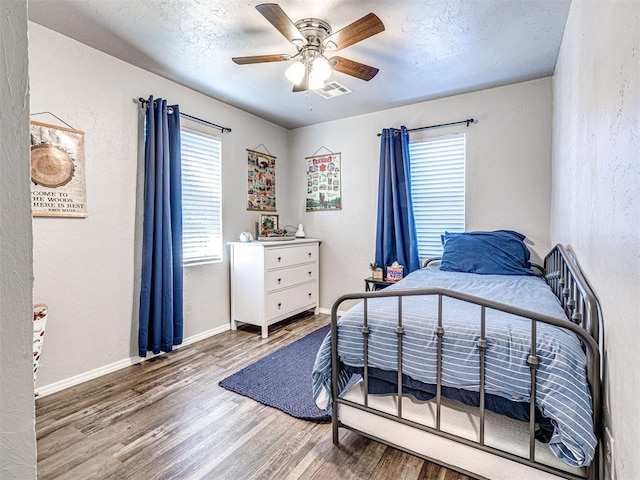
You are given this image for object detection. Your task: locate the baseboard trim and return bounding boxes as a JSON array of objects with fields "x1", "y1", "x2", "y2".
[{"x1": 35, "y1": 323, "x2": 230, "y2": 398}]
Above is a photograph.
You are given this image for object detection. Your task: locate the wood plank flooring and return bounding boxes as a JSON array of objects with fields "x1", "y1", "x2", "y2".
[{"x1": 36, "y1": 313, "x2": 474, "y2": 480}]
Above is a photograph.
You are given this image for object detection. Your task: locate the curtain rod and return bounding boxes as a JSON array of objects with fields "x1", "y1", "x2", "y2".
[
  {"x1": 377, "y1": 118, "x2": 475, "y2": 137},
  {"x1": 137, "y1": 98, "x2": 232, "y2": 134}
]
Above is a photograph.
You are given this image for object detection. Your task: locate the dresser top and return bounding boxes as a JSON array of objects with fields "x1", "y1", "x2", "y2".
[{"x1": 228, "y1": 238, "x2": 321, "y2": 247}]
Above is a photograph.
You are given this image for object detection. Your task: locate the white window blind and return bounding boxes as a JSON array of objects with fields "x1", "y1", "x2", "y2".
[
  {"x1": 409, "y1": 133, "x2": 465, "y2": 257},
  {"x1": 181, "y1": 128, "x2": 223, "y2": 265}
]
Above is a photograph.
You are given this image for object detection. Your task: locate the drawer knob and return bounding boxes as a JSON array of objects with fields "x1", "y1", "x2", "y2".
[
  {"x1": 308, "y1": 252, "x2": 312, "y2": 257},
  {"x1": 278, "y1": 278, "x2": 282, "y2": 284},
  {"x1": 277, "y1": 256, "x2": 282, "y2": 262},
  {"x1": 277, "y1": 302, "x2": 282, "y2": 309},
  {"x1": 308, "y1": 293, "x2": 312, "y2": 297},
  {"x1": 308, "y1": 271, "x2": 312, "y2": 276}
]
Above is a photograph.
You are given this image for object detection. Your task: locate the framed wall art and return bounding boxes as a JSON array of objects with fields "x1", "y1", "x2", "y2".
[
  {"x1": 259, "y1": 213, "x2": 279, "y2": 237},
  {"x1": 306, "y1": 152, "x2": 341, "y2": 211},
  {"x1": 247, "y1": 149, "x2": 276, "y2": 211},
  {"x1": 29, "y1": 121, "x2": 87, "y2": 217}
]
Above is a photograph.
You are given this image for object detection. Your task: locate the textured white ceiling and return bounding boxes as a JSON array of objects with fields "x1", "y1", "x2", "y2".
[{"x1": 28, "y1": 0, "x2": 571, "y2": 129}]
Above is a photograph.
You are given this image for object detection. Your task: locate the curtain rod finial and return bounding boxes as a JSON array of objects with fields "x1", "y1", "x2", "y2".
[{"x1": 135, "y1": 97, "x2": 148, "y2": 108}]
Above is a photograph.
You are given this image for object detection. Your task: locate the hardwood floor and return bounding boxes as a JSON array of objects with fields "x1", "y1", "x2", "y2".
[{"x1": 36, "y1": 313, "x2": 474, "y2": 480}]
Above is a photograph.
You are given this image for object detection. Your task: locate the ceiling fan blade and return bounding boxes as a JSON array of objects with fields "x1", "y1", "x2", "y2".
[
  {"x1": 330, "y1": 56, "x2": 379, "y2": 81},
  {"x1": 232, "y1": 54, "x2": 291, "y2": 65},
  {"x1": 323, "y1": 13, "x2": 385, "y2": 51},
  {"x1": 256, "y1": 3, "x2": 307, "y2": 46}
]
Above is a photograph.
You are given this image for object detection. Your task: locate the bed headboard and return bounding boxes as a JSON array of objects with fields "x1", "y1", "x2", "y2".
[
  {"x1": 544, "y1": 244, "x2": 602, "y2": 443},
  {"x1": 544, "y1": 244, "x2": 601, "y2": 345}
]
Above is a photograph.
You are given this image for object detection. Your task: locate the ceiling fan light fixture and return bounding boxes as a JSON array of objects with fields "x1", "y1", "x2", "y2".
[
  {"x1": 285, "y1": 60, "x2": 306, "y2": 85},
  {"x1": 311, "y1": 56, "x2": 332, "y2": 82}
]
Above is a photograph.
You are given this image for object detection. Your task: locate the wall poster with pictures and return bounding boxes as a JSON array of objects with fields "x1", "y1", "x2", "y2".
[
  {"x1": 306, "y1": 152, "x2": 341, "y2": 211},
  {"x1": 29, "y1": 121, "x2": 87, "y2": 217},
  {"x1": 247, "y1": 149, "x2": 276, "y2": 211}
]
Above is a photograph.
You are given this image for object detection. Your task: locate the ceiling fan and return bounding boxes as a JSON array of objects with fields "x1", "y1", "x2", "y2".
[{"x1": 232, "y1": 3, "x2": 385, "y2": 92}]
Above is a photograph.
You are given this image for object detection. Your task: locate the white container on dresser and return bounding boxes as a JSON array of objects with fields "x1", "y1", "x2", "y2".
[{"x1": 228, "y1": 238, "x2": 320, "y2": 338}]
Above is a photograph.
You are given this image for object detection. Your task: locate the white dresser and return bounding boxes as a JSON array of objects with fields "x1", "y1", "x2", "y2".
[{"x1": 229, "y1": 238, "x2": 320, "y2": 338}]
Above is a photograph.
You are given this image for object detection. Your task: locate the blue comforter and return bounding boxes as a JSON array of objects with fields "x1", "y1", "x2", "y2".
[{"x1": 312, "y1": 267, "x2": 596, "y2": 468}]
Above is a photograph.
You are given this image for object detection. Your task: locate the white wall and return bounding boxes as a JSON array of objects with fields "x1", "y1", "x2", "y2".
[
  {"x1": 0, "y1": 1, "x2": 36, "y2": 478},
  {"x1": 551, "y1": 1, "x2": 640, "y2": 479},
  {"x1": 28, "y1": 22, "x2": 290, "y2": 391},
  {"x1": 289, "y1": 78, "x2": 553, "y2": 310}
]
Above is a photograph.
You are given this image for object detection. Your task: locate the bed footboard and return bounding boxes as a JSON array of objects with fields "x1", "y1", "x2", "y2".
[{"x1": 329, "y1": 244, "x2": 602, "y2": 480}]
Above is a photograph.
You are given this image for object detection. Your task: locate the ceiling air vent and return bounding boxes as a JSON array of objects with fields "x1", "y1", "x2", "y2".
[{"x1": 313, "y1": 81, "x2": 352, "y2": 99}]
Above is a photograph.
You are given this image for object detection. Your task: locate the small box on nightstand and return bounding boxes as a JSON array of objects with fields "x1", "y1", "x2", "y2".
[{"x1": 386, "y1": 264, "x2": 403, "y2": 282}]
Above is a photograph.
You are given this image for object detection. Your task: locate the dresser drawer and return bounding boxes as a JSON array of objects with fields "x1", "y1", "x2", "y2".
[
  {"x1": 266, "y1": 282, "x2": 318, "y2": 320},
  {"x1": 265, "y1": 263, "x2": 318, "y2": 292},
  {"x1": 265, "y1": 244, "x2": 318, "y2": 269}
]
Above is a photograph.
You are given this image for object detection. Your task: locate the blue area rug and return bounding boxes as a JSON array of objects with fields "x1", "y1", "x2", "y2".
[{"x1": 219, "y1": 325, "x2": 331, "y2": 422}]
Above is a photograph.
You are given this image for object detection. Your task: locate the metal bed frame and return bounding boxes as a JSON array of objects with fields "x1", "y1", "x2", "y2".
[{"x1": 330, "y1": 244, "x2": 602, "y2": 480}]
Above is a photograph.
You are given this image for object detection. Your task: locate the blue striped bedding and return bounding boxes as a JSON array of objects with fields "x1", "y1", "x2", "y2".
[{"x1": 312, "y1": 267, "x2": 596, "y2": 468}]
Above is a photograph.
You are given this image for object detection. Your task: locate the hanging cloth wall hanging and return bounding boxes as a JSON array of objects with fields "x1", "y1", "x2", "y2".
[
  {"x1": 29, "y1": 113, "x2": 87, "y2": 218},
  {"x1": 247, "y1": 147, "x2": 277, "y2": 211},
  {"x1": 305, "y1": 147, "x2": 341, "y2": 211}
]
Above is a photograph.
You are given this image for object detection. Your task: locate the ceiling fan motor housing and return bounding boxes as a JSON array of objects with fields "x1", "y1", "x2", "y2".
[
  {"x1": 294, "y1": 18, "x2": 332, "y2": 45},
  {"x1": 294, "y1": 18, "x2": 333, "y2": 61}
]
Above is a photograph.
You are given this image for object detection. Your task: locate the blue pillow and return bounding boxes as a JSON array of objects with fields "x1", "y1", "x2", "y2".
[{"x1": 440, "y1": 230, "x2": 536, "y2": 275}]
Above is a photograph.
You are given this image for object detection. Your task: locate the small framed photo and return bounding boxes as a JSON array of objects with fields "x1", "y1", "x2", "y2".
[{"x1": 259, "y1": 213, "x2": 279, "y2": 236}]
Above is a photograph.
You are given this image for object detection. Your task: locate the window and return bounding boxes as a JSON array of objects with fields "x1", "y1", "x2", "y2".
[
  {"x1": 409, "y1": 133, "x2": 465, "y2": 257},
  {"x1": 181, "y1": 127, "x2": 223, "y2": 265}
]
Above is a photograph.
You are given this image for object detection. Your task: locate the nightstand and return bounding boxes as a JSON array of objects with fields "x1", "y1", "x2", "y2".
[{"x1": 364, "y1": 277, "x2": 395, "y2": 291}]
